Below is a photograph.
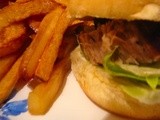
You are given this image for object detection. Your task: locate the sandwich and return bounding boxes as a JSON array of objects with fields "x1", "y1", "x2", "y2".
[{"x1": 56, "y1": 0, "x2": 160, "y2": 119}]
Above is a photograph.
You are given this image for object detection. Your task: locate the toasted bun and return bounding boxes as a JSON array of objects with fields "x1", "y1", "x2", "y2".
[
  {"x1": 70, "y1": 46, "x2": 160, "y2": 120},
  {"x1": 56, "y1": 0, "x2": 160, "y2": 21}
]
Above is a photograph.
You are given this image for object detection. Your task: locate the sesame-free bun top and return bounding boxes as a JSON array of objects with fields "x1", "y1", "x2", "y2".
[{"x1": 56, "y1": 0, "x2": 160, "y2": 21}]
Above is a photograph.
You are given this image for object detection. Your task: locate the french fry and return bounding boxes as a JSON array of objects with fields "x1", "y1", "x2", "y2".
[
  {"x1": 35, "y1": 10, "x2": 71, "y2": 81},
  {"x1": 0, "y1": 56, "x2": 22, "y2": 104},
  {"x1": 0, "y1": 0, "x2": 58, "y2": 30},
  {"x1": 28, "y1": 57, "x2": 71, "y2": 114},
  {"x1": 0, "y1": 0, "x2": 80, "y2": 115},
  {"x1": 21, "y1": 6, "x2": 64, "y2": 79},
  {"x1": 0, "y1": 53, "x2": 19, "y2": 80},
  {"x1": 28, "y1": 28, "x2": 77, "y2": 114},
  {"x1": 0, "y1": 23, "x2": 26, "y2": 57}
]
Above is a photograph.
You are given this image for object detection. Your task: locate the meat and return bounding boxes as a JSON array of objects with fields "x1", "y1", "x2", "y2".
[{"x1": 78, "y1": 20, "x2": 160, "y2": 65}]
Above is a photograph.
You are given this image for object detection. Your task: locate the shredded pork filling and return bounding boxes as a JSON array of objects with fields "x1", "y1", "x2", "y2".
[{"x1": 78, "y1": 20, "x2": 160, "y2": 65}]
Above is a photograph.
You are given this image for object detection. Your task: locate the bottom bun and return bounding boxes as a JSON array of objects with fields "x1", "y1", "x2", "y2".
[{"x1": 70, "y1": 46, "x2": 160, "y2": 120}]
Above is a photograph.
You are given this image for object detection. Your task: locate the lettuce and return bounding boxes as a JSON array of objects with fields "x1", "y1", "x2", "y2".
[
  {"x1": 103, "y1": 49, "x2": 160, "y2": 89},
  {"x1": 120, "y1": 82, "x2": 160, "y2": 104},
  {"x1": 103, "y1": 49, "x2": 160, "y2": 103}
]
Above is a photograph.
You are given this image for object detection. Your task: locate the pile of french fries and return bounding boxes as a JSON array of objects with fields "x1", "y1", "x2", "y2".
[{"x1": 0, "y1": 0, "x2": 80, "y2": 115}]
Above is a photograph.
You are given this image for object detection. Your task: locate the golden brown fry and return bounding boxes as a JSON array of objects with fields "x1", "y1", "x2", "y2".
[
  {"x1": 28, "y1": 57, "x2": 71, "y2": 114},
  {"x1": 0, "y1": 23, "x2": 26, "y2": 57},
  {"x1": 0, "y1": 56, "x2": 22, "y2": 104},
  {"x1": 0, "y1": 53, "x2": 19, "y2": 80},
  {"x1": 35, "y1": 10, "x2": 71, "y2": 81},
  {"x1": 0, "y1": 0, "x2": 58, "y2": 30},
  {"x1": 21, "y1": 6, "x2": 64, "y2": 79},
  {"x1": 28, "y1": 28, "x2": 77, "y2": 114}
]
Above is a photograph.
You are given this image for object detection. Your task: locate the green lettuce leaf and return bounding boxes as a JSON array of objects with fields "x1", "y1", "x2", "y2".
[
  {"x1": 146, "y1": 77, "x2": 159, "y2": 89},
  {"x1": 103, "y1": 49, "x2": 160, "y2": 89},
  {"x1": 121, "y1": 82, "x2": 160, "y2": 104}
]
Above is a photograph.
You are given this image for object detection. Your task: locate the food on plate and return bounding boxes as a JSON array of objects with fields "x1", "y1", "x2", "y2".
[
  {"x1": 0, "y1": 56, "x2": 22, "y2": 104},
  {"x1": 0, "y1": 23, "x2": 26, "y2": 57},
  {"x1": 55, "y1": 0, "x2": 160, "y2": 119},
  {"x1": 28, "y1": 57, "x2": 71, "y2": 114},
  {"x1": 28, "y1": 30, "x2": 77, "y2": 114},
  {"x1": 20, "y1": 6, "x2": 67, "y2": 80},
  {"x1": 0, "y1": 0, "x2": 79, "y2": 115},
  {"x1": 0, "y1": 52, "x2": 20, "y2": 80},
  {"x1": 35, "y1": 9, "x2": 71, "y2": 81},
  {"x1": 0, "y1": 0, "x2": 58, "y2": 30}
]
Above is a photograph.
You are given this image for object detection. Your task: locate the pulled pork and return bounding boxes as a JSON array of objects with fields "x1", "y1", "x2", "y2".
[{"x1": 78, "y1": 20, "x2": 160, "y2": 65}]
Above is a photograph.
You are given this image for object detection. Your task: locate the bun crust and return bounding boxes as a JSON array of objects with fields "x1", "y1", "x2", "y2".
[
  {"x1": 56, "y1": 0, "x2": 160, "y2": 21},
  {"x1": 70, "y1": 46, "x2": 160, "y2": 120}
]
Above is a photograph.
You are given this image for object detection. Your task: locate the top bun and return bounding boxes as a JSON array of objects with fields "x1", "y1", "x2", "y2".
[{"x1": 56, "y1": 0, "x2": 160, "y2": 21}]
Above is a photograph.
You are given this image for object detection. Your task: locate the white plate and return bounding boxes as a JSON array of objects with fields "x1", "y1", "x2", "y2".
[{"x1": 1, "y1": 72, "x2": 130, "y2": 120}]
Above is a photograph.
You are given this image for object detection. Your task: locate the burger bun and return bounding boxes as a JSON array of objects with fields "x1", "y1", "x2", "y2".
[
  {"x1": 56, "y1": 0, "x2": 160, "y2": 21},
  {"x1": 70, "y1": 46, "x2": 160, "y2": 120}
]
